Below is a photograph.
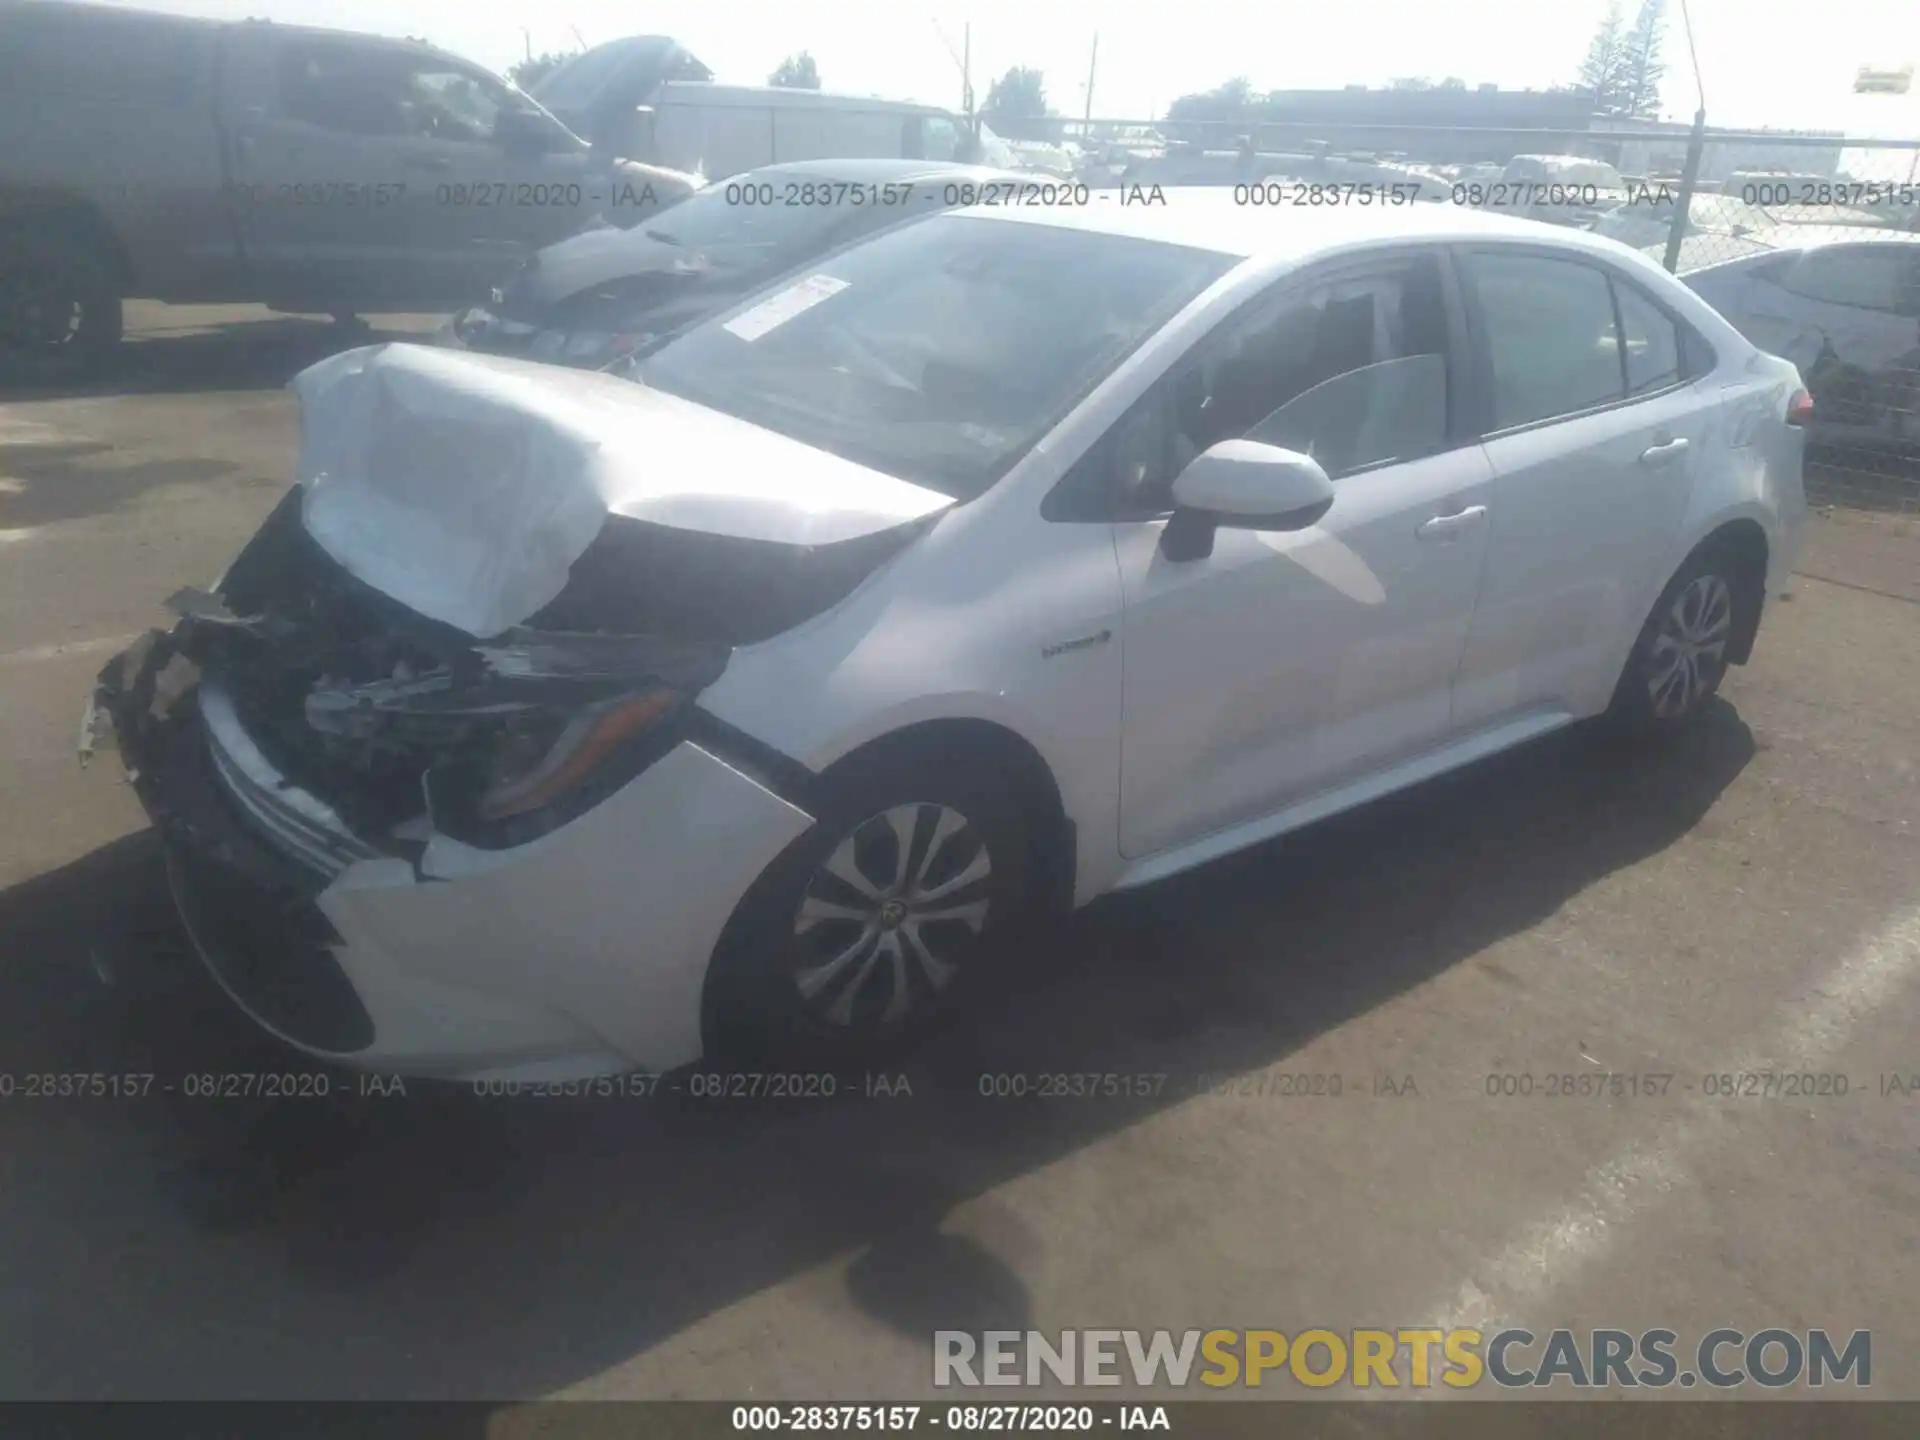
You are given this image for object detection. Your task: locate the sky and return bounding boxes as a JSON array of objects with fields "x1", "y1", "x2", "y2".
[{"x1": 101, "y1": 0, "x2": 1920, "y2": 138}]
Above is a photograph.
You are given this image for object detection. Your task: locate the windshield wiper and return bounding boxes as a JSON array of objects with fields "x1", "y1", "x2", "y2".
[{"x1": 643, "y1": 229, "x2": 680, "y2": 246}]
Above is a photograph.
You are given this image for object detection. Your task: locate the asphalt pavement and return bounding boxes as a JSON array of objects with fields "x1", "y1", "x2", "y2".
[{"x1": 1, "y1": 306, "x2": 1917, "y2": 1403}]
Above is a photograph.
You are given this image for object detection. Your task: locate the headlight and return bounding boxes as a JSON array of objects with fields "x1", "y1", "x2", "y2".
[{"x1": 476, "y1": 689, "x2": 681, "y2": 822}]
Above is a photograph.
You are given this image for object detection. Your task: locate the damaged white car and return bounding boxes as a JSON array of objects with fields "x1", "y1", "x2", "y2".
[{"x1": 91, "y1": 197, "x2": 1806, "y2": 1081}]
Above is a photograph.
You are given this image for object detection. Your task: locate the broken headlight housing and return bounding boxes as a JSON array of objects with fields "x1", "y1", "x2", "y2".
[
  {"x1": 421, "y1": 679, "x2": 695, "y2": 851},
  {"x1": 475, "y1": 688, "x2": 681, "y2": 822}
]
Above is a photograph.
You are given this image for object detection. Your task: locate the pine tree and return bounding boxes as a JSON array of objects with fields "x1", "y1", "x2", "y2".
[
  {"x1": 1576, "y1": 2, "x2": 1629, "y2": 112},
  {"x1": 1621, "y1": 0, "x2": 1668, "y2": 118}
]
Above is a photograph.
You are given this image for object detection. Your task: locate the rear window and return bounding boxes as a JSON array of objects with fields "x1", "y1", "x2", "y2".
[
  {"x1": 640, "y1": 214, "x2": 1236, "y2": 499},
  {"x1": 0, "y1": 6, "x2": 204, "y2": 106}
]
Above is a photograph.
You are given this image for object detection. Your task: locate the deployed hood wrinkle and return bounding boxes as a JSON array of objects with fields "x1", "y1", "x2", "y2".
[{"x1": 289, "y1": 344, "x2": 955, "y2": 639}]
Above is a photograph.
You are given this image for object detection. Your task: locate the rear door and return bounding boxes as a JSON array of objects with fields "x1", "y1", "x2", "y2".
[
  {"x1": 220, "y1": 28, "x2": 440, "y2": 309},
  {"x1": 223, "y1": 31, "x2": 591, "y2": 310},
  {"x1": 1450, "y1": 247, "x2": 1720, "y2": 728}
]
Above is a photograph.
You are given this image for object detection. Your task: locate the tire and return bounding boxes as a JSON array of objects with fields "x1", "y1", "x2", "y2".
[
  {"x1": 0, "y1": 229, "x2": 122, "y2": 386},
  {"x1": 703, "y1": 747, "x2": 1041, "y2": 1067},
  {"x1": 1607, "y1": 543, "x2": 1743, "y2": 731}
]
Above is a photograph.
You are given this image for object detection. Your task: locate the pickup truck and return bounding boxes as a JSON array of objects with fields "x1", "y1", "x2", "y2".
[{"x1": 0, "y1": 1, "x2": 703, "y2": 384}]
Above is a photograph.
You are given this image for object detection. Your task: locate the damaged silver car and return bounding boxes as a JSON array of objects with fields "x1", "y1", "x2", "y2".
[{"x1": 87, "y1": 336, "x2": 966, "y2": 1081}]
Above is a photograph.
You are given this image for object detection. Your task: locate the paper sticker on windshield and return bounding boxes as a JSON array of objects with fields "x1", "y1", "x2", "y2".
[{"x1": 723, "y1": 274, "x2": 849, "y2": 342}]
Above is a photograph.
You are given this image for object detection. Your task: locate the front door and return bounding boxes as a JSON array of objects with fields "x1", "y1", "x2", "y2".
[
  {"x1": 224, "y1": 30, "x2": 593, "y2": 311},
  {"x1": 1059, "y1": 251, "x2": 1495, "y2": 859}
]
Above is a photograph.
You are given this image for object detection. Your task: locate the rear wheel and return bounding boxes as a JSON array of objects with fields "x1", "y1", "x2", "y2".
[
  {"x1": 704, "y1": 750, "x2": 1038, "y2": 1066},
  {"x1": 0, "y1": 230, "x2": 122, "y2": 386},
  {"x1": 1608, "y1": 545, "x2": 1742, "y2": 730}
]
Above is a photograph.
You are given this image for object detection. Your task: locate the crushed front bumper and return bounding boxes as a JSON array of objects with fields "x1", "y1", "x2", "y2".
[{"x1": 90, "y1": 630, "x2": 814, "y2": 1081}]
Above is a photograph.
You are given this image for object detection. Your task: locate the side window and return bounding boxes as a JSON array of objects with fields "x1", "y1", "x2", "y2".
[
  {"x1": 404, "y1": 67, "x2": 512, "y2": 145},
  {"x1": 278, "y1": 45, "x2": 415, "y2": 136},
  {"x1": 278, "y1": 45, "x2": 522, "y2": 144},
  {"x1": 1613, "y1": 281, "x2": 1683, "y2": 394},
  {"x1": 1054, "y1": 253, "x2": 1452, "y2": 519},
  {"x1": 1779, "y1": 249, "x2": 1910, "y2": 313},
  {"x1": 1461, "y1": 252, "x2": 1623, "y2": 429}
]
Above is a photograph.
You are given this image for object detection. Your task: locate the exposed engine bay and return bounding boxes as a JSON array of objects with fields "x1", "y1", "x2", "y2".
[{"x1": 91, "y1": 485, "x2": 926, "y2": 865}]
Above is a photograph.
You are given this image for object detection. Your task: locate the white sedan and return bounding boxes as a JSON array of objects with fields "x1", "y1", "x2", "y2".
[{"x1": 93, "y1": 195, "x2": 1809, "y2": 1080}]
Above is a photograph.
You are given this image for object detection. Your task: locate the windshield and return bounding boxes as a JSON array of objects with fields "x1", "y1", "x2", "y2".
[
  {"x1": 1691, "y1": 194, "x2": 1775, "y2": 230},
  {"x1": 1597, "y1": 192, "x2": 1777, "y2": 240},
  {"x1": 639, "y1": 214, "x2": 1235, "y2": 499},
  {"x1": 641, "y1": 172, "x2": 854, "y2": 260}
]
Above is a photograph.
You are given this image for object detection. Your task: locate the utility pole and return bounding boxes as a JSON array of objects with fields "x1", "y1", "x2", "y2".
[
  {"x1": 962, "y1": 23, "x2": 973, "y2": 123},
  {"x1": 1083, "y1": 33, "x2": 1098, "y2": 138}
]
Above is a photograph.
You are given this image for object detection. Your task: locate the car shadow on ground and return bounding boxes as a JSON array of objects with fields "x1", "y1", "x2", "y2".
[
  {"x1": 0, "y1": 441, "x2": 243, "y2": 527},
  {"x1": 0, "y1": 706, "x2": 1754, "y2": 1399},
  {"x1": 1, "y1": 317, "x2": 439, "y2": 402}
]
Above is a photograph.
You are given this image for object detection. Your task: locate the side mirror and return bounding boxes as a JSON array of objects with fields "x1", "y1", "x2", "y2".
[{"x1": 1162, "y1": 440, "x2": 1334, "y2": 562}]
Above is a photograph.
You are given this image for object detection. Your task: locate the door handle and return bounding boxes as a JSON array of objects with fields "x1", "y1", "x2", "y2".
[
  {"x1": 1416, "y1": 504, "x2": 1487, "y2": 542},
  {"x1": 1639, "y1": 436, "x2": 1690, "y2": 465},
  {"x1": 403, "y1": 154, "x2": 452, "y2": 172}
]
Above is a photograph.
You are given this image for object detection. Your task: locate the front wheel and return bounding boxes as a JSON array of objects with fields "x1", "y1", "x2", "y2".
[
  {"x1": 703, "y1": 751, "x2": 1039, "y2": 1066},
  {"x1": 0, "y1": 231, "x2": 122, "y2": 386},
  {"x1": 1608, "y1": 546, "x2": 1742, "y2": 729}
]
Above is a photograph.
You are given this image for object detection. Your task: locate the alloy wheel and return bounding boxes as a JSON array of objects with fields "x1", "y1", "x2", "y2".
[
  {"x1": 1646, "y1": 572, "x2": 1732, "y2": 719},
  {"x1": 0, "y1": 265, "x2": 84, "y2": 358},
  {"x1": 790, "y1": 803, "x2": 992, "y2": 1031}
]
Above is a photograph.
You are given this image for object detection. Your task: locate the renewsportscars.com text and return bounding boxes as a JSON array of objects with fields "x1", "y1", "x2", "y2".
[{"x1": 933, "y1": 1327, "x2": 1871, "y2": 1390}]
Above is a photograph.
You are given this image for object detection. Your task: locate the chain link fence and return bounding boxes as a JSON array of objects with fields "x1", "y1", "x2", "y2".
[{"x1": 1066, "y1": 118, "x2": 1920, "y2": 540}]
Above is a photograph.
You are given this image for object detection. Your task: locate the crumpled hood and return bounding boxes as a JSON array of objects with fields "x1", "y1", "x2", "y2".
[{"x1": 289, "y1": 343, "x2": 955, "y2": 640}]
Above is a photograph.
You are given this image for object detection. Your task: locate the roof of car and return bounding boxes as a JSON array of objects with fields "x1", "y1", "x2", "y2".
[
  {"x1": 1675, "y1": 223, "x2": 1920, "y2": 275},
  {"x1": 745, "y1": 158, "x2": 1031, "y2": 185},
  {"x1": 1738, "y1": 224, "x2": 1920, "y2": 252},
  {"x1": 954, "y1": 188, "x2": 1645, "y2": 261}
]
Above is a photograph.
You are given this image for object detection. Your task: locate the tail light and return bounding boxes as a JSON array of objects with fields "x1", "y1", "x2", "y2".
[{"x1": 1786, "y1": 388, "x2": 1814, "y2": 427}]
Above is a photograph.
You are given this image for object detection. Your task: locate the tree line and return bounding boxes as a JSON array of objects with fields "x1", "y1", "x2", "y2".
[
  {"x1": 505, "y1": 2, "x2": 1663, "y2": 139},
  {"x1": 1163, "y1": 0, "x2": 1665, "y2": 136}
]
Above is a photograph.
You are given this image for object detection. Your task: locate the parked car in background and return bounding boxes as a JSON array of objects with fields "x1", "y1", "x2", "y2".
[
  {"x1": 94, "y1": 197, "x2": 1805, "y2": 1080},
  {"x1": 1445, "y1": 162, "x2": 1507, "y2": 188},
  {"x1": 1684, "y1": 231, "x2": 1920, "y2": 452},
  {"x1": 1004, "y1": 140, "x2": 1078, "y2": 179},
  {"x1": 444, "y1": 158, "x2": 1028, "y2": 369},
  {"x1": 1593, "y1": 192, "x2": 1777, "y2": 252},
  {"x1": 531, "y1": 40, "x2": 1016, "y2": 182},
  {"x1": 1079, "y1": 140, "x2": 1166, "y2": 188},
  {"x1": 1129, "y1": 144, "x2": 1448, "y2": 201},
  {"x1": 1481, "y1": 154, "x2": 1630, "y2": 228},
  {"x1": 0, "y1": 0, "x2": 700, "y2": 383}
]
